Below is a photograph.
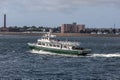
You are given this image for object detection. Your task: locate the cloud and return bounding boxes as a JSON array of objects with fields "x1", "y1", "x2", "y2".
[{"x1": 0, "y1": 0, "x2": 119, "y2": 13}]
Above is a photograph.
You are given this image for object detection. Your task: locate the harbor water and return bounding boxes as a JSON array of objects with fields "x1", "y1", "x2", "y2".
[{"x1": 0, "y1": 35, "x2": 120, "y2": 80}]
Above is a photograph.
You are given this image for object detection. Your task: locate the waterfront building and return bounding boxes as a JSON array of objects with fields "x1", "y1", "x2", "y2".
[{"x1": 61, "y1": 22, "x2": 85, "y2": 33}]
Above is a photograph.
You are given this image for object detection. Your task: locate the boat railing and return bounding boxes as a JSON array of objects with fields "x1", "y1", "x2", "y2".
[{"x1": 58, "y1": 41, "x2": 80, "y2": 46}]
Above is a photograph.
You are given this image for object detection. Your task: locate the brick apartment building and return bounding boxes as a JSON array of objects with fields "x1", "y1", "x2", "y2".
[{"x1": 61, "y1": 22, "x2": 85, "y2": 33}]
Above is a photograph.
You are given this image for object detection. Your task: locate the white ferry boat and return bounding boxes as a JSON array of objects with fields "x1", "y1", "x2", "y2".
[{"x1": 28, "y1": 32, "x2": 91, "y2": 56}]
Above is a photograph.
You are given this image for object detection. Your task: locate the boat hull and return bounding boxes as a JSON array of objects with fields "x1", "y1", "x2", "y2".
[{"x1": 28, "y1": 44, "x2": 91, "y2": 56}]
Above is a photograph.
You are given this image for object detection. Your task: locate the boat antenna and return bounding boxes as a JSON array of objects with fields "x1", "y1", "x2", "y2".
[
  {"x1": 49, "y1": 29, "x2": 52, "y2": 33},
  {"x1": 48, "y1": 29, "x2": 52, "y2": 37}
]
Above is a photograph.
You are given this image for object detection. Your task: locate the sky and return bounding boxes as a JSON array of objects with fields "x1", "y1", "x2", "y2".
[{"x1": 0, "y1": 0, "x2": 120, "y2": 28}]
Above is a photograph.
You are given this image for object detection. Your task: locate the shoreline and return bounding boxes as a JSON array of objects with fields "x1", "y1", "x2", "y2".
[
  {"x1": 52, "y1": 33, "x2": 120, "y2": 37},
  {"x1": 0, "y1": 32, "x2": 120, "y2": 37}
]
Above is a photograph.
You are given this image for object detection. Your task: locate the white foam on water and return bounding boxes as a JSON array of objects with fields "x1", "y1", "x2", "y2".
[
  {"x1": 30, "y1": 49, "x2": 53, "y2": 55},
  {"x1": 90, "y1": 53, "x2": 120, "y2": 57}
]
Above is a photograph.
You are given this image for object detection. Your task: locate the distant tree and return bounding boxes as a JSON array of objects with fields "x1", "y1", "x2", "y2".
[
  {"x1": 38, "y1": 26, "x2": 44, "y2": 29},
  {"x1": 14, "y1": 26, "x2": 17, "y2": 28},
  {"x1": 80, "y1": 30, "x2": 85, "y2": 33},
  {"x1": 31, "y1": 26, "x2": 36, "y2": 29},
  {"x1": 91, "y1": 29, "x2": 98, "y2": 33},
  {"x1": 23, "y1": 26, "x2": 28, "y2": 29},
  {"x1": 85, "y1": 29, "x2": 91, "y2": 33},
  {"x1": 53, "y1": 27, "x2": 61, "y2": 33},
  {"x1": 104, "y1": 29, "x2": 110, "y2": 33},
  {"x1": 112, "y1": 29, "x2": 116, "y2": 34}
]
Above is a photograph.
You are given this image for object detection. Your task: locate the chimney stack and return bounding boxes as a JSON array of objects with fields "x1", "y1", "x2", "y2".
[{"x1": 4, "y1": 14, "x2": 6, "y2": 28}]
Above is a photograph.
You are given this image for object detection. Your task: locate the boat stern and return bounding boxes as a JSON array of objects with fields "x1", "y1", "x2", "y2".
[{"x1": 78, "y1": 49, "x2": 91, "y2": 56}]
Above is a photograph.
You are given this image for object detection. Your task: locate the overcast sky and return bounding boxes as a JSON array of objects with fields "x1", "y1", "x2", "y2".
[{"x1": 0, "y1": 0, "x2": 120, "y2": 28}]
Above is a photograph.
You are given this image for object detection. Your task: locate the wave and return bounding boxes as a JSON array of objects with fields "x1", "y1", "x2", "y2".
[{"x1": 29, "y1": 50, "x2": 120, "y2": 58}]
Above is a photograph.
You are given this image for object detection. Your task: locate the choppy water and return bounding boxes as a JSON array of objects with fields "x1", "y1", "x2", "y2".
[{"x1": 0, "y1": 35, "x2": 120, "y2": 80}]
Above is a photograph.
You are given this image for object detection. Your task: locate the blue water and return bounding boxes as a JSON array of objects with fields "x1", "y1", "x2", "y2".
[{"x1": 0, "y1": 35, "x2": 120, "y2": 80}]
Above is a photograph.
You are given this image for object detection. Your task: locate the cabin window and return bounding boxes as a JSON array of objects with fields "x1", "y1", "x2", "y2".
[
  {"x1": 57, "y1": 45, "x2": 59, "y2": 47},
  {"x1": 50, "y1": 44, "x2": 52, "y2": 46},
  {"x1": 53, "y1": 45, "x2": 56, "y2": 47},
  {"x1": 38, "y1": 43, "x2": 41, "y2": 45},
  {"x1": 64, "y1": 46, "x2": 67, "y2": 48},
  {"x1": 47, "y1": 44, "x2": 49, "y2": 46},
  {"x1": 42, "y1": 43, "x2": 45, "y2": 45}
]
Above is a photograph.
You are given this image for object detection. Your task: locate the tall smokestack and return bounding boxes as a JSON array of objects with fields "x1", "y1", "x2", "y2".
[{"x1": 4, "y1": 14, "x2": 6, "y2": 28}]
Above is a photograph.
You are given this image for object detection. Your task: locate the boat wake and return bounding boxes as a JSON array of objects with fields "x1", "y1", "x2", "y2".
[
  {"x1": 90, "y1": 53, "x2": 120, "y2": 57},
  {"x1": 29, "y1": 50, "x2": 120, "y2": 58}
]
